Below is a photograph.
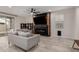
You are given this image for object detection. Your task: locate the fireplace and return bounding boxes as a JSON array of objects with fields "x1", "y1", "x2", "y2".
[
  {"x1": 57, "y1": 31, "x2": 62, "y2": 36},
  {"x1": 33, "y1": 13, "x2": 51, "y2": 36},
  {"x1": 34, "y1": 25, "x2": 48, "y2": 36}
]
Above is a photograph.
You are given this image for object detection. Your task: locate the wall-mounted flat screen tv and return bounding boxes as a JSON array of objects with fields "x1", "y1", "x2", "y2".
[{"x1": 33, "y1": 16, "x2": 47, "y2": 25}]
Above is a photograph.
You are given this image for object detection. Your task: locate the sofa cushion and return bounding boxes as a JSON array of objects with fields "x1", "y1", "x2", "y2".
[
  {"x1": 16, "y1": 29, "x2": 31, "y2": 32},
  {"x1": 8, "y1": 29, "x2": 18, "y2": 35},
  {"x1": 26, "y1": 34, "x2": 33, "y2": 37},
  {"x1": 18, "y1": 31, "x2": 31, "y2": 37}
]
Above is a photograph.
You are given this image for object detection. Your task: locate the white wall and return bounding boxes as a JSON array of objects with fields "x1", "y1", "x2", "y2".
[
  {"x1": 51, "y1": 8, "x2": 76, "y2": 39},
  {"x1": 13, "y1": 17, "x2": 26, "y2": 29},
  {"x1": 25, "y1": 15, "x2": 33, "y2": 23},
  {"x1": 74, "y1": 8, "x2": 79, "y2": 39},
  {"x1": 13, "y1": 15, "x2": 33, "y2": 29}
]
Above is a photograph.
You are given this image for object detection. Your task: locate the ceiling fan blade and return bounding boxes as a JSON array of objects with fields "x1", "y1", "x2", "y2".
[{"x1": 25, "y1": 8, "x2": 41, "y2": 15}]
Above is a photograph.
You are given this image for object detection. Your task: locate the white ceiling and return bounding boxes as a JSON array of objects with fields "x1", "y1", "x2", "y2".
[{"x1": 0, "y1": 6, "x2": 74, "y2": 17}]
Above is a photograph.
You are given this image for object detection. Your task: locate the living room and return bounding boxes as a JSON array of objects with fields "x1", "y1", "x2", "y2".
[{"x1": 0, "y1": 6, "x2": 79, "y2": 52}]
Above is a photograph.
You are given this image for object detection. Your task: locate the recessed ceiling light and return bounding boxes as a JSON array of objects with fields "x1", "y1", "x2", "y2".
[
  {"x1": 48, "y1": 9, "x2": 52, "y2": 12},
  {"x1": 30, "y1": 13, "x2": 33, "y2": 15},
  {"x1": 8, "y1": 6, "x2": 12, "y2": 8}
]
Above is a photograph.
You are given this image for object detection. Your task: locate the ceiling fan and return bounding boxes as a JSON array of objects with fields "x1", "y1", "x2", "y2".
[{"x1": 26, "y1": 8, "x2": 40, "y2": 15}]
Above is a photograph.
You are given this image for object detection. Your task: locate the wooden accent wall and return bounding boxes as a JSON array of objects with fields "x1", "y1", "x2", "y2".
[
  {"x1": 33, "y1": 12, "x2": 51, "y2": 36},
  {"x1": 46, "y1": 12, "x2": 51, "y2": 36}
]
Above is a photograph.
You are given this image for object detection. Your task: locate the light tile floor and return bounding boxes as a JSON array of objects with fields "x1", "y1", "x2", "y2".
[{"x1": 0, "y1": 36, "x2": 79, "y2": 52}]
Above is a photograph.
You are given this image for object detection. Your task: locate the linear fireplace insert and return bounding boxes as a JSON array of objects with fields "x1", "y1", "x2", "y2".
[{"x1": 34, "y1": 25, "x2": 48, "y2": 36}]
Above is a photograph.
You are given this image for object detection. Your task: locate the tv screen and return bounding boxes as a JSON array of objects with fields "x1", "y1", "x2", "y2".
[{"x1": 33, "y1": 16, "x2": 47, "y2": 25}]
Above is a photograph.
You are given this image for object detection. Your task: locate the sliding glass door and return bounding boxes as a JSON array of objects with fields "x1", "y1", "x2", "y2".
[{"x1": 0, "y1": 17, "x2": 11, "y2": 34}]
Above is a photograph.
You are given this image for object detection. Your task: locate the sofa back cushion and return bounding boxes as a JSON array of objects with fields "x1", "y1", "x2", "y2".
[
  {"x1": 8, "y1": 29, "x2": 18, "y2": 35},
  {"x1": 18, "y1": 31, "x2": 31, "y2": 37},
  {"x1": 17, "y1": 29, "x2": 31, "y2": 32}
]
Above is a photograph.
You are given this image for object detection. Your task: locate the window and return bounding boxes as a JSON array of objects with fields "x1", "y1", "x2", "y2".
[{"x1": 0, "y1": 16, "x2": 11, "y2": 30}]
